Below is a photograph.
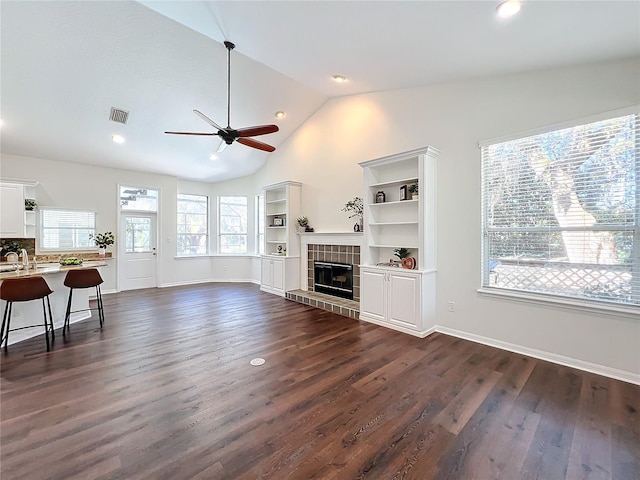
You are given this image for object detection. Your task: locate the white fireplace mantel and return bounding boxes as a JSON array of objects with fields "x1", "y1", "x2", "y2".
[{"x1": 299, "y1": 232, "x2": 363, "y2": 291}]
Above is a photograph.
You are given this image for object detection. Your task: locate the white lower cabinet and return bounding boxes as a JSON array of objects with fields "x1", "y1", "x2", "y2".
[
  {"x1": 260, "y1": 255, "x2": 300, "y2": 297},
  {"x1": 359, "y1": 266, "x2": 435, "y2": 337}
]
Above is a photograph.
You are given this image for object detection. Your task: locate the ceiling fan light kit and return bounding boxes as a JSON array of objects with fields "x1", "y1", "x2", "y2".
[{"x1": 165, "y1": 40, "x2": 279, "y2": 153}]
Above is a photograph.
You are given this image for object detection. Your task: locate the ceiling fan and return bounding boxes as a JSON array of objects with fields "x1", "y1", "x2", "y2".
[{"x1": 165, "y1": 41, "x2": 279, "y2": 153}]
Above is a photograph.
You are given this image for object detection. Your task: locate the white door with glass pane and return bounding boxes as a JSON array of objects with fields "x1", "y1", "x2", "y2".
[{"x1": 119, "y1": 213, "x2": 157, "y2": 290}]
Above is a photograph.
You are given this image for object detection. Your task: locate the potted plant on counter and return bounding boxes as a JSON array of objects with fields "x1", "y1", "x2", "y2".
[{"x1": 90, "y1": 231, "x2": 115, "y2": 258}]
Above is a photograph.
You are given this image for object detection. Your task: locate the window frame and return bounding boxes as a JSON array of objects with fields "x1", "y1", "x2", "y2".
[
  {"x1": 256, "y1": 194, "x2": 265, "y2": 255},
  {"x1": 38, "y1": 207, "x2": 96, "y2": 253},
  {"x1": 218, "y1": 195, "x2": 248, "y2": 255},
  {"x1": 479, "y1": 110, "x2": 639, "y2": 312},
  {"x1": 176, "y1": 193, "x2": 209, "y2": 256}
]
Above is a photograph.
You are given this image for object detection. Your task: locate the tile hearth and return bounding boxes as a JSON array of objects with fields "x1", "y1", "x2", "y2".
[{"x1": 286, "y1": 289, "x2": 359, "y2": 319}]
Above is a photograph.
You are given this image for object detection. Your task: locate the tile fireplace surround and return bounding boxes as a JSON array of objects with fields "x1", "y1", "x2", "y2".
[{"x1": 286, "y1": 232, "x2": 363, "y2": 318}]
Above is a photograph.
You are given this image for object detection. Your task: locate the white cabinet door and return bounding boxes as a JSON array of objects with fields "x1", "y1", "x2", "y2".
[
  {"x1": 272, "y1": 258, "x2": 284, "y2": 292},
  {"x1": 261, "y1": 257, "x2": 272, "y2": 287},
  {"x1": 387, "y1": 271, "x2": 421, "y2": 330},
  {"x1": 360, "y1": 268, "x2": 386, "y2": 323},
  {"x1": 0, "y1": 183, "x2": 25, "y2": 237}
]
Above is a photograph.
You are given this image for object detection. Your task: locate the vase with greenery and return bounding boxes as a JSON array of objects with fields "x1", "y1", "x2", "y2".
[
  {"x1": 342, "y1": 197, "x2": 364, "y2": 232},
  {"x1": 90, "y1": 231, "x2": 115, "y2": 257},
  {"x1": 24, "y1": 199, "x2": 37, "y2": 211},
  {"x1": 296, "y1": 216, "x2": 309, "y2": 233}
]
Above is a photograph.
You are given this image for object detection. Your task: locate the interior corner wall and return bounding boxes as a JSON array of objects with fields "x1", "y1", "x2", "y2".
[{"x1": 254, "y1": 57, "x2": 640, "y2": 378}]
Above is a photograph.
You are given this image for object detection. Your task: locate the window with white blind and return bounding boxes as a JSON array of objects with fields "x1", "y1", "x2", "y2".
[
  {"x1": 481, "y1": 113, "x2": 638, "y2": 308},
  {"x1": 39, "y1": 208, "x2": 96, "y2": 251},
  {"x1": 218, "y1": 196, "x2": 248, "y2": 254},
  {"x1": 177, "y1": 194, "x2": 208, "y2": 256}
]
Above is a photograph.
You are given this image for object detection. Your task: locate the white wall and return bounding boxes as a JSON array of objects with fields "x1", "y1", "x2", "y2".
[
  {"x1": 0, "y1": 155, "x2": 262, "y2": 291},
  {"x1": 251, "y1": 57, "x2": 640, "y2": 378}
]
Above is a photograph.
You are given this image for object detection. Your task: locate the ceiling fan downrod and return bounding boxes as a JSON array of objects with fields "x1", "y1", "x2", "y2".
[{"x1": 224, "y1": 41, "x2": 235, "y2": 130}]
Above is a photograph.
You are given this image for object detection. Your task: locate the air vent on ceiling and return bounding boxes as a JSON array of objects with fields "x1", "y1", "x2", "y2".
[{"x1": 109, "y1": 107, "x2": 129, "y2": 124}]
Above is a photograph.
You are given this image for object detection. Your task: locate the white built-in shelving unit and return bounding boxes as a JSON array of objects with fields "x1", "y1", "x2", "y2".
[
  {"x1": 358, "y1": 146, "x2": 439, "y2": 337},
  {"x1": 261, "y1": 181, "x2": 302, "y2": 296}
]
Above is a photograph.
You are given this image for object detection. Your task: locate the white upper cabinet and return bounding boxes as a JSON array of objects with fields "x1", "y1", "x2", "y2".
[{"x1": 0, "y1": 181, "x2": 37, "y2": 238}]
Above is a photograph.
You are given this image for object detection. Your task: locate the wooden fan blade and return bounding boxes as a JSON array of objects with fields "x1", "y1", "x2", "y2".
[
  {"x1": 237, "y1": 137, "x2": 276, "y2": 152},
  {"x1": 193, "y1": 110, "x2": 225, "y2": 132},
  {"x1": 235, "y1": 124, "x2": 279, "y2": 138},
  {"x1": 165, "y1": 131, "x2": 218, "y2": 136}
]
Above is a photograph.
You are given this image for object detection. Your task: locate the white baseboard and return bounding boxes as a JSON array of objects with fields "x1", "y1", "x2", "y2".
[
  {"x1": 436, "y1": 326, "x2": 640, "y2": 386},
  {"x1": 359, "y1": 314, "x2": 437, "y2": 338}
]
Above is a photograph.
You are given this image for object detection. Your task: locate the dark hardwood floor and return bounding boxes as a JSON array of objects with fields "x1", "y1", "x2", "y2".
[{"x1": 1, "y1": 283, "x2": 638, "y2": 479}]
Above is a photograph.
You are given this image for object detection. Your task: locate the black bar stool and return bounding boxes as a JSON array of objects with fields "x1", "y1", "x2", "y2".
[
  {"x1": 0, "y1": 276, "x2": 55, "y2": 352},
  {"x1": 63, "y1": 269, "x2": 105, "y2": 335}
]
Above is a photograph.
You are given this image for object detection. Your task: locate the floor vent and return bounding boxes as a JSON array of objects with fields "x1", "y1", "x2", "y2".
[{"x1": 109, "y1": 107, "x2": 130, "y2": 124}]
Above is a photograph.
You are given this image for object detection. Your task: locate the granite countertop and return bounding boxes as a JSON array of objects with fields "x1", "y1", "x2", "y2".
[{"x1": 0, "y1": 261, "x2": 108, "y2": 280}]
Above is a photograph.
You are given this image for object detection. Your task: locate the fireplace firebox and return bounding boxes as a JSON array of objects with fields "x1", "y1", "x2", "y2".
[{"x1": 313, "y1": 261, "x2": 353, "y2": 300}]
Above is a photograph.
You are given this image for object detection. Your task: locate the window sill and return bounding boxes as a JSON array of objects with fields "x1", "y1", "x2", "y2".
[{"x1": 477, "y1": 287, "x2": 639, "y2": 319}]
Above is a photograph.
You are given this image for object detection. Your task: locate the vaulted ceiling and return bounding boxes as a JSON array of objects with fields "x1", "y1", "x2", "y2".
[{"x1": 1, "y1": 1, "x2": 638, "y2": 182}]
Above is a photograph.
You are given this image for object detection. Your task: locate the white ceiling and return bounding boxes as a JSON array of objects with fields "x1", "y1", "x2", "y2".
[{"x1": 1, "y1": 1, "x2": 638, "y2": 182}]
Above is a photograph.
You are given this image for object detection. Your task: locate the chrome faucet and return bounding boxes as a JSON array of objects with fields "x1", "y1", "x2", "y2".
[{"x1": 20, "y1": 249, "x2": 29, "y2": 269}]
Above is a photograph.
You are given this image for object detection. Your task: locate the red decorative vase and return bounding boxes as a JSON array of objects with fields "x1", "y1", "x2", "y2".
[{"x1": 401, "y1": 257, "x2": 416, "y2": 269}]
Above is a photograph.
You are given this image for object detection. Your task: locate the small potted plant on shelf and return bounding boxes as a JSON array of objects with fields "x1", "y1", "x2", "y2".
[
  {"x1": 90, "y1": 231, "x2": 115, "y2": 258},
  {"x1": 393, "y1": 247, "x2": 416, "y2": 269},
  {"x1": 296, "y1": 216, "x2": 309, "y2": 233},
  {"x1": 408, "y1": 183, "x2": 418, "y2": 200},
  {"x1": 342, "y1": 197, "x2": 364, "y2": 232},
  {"x1": 24, "y1": 199, "x2": 37, "y2": 211}
]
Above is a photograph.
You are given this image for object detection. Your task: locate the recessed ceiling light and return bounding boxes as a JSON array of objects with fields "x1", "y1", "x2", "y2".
[
  {"x1": 209, "y1": 154, "x2": 218, "y2": 161},
  {"x1": 275, "y1": 111, "x2": 286, "y2": 119},
  {"x1": 496, "y1": 0, "x2": 521, "y2": 18},
  {"x1": 112, "y1": 134, "x2": 125, "y2": 144},
  {"x1": 331, "y1": 75, "x2": 347, "y2": 83}
]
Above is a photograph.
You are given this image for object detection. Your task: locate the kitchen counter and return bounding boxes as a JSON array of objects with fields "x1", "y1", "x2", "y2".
[
  {"x1": 0, "y1": 260, "x2": 107, "y2": 280},
  {"x1": 0, "y1": 261, "x2": 108, "y2": 346}
]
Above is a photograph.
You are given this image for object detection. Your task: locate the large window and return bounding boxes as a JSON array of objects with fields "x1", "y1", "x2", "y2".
[
  {"x1": 256, "y1": 194, "x2": 265, "y2": 255},
  {"x1": 481, "y1": 113, "x2": 638, "y2": 307},
  {"x1": 219, "y1": 196, "x2": 248, "y2": 254},
  {"x1": 39, "y1": 208, "x2": 95, "y2": 251},
  {"x1": 177, "y1": 194, "x2": 208, "y2": 256}
]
